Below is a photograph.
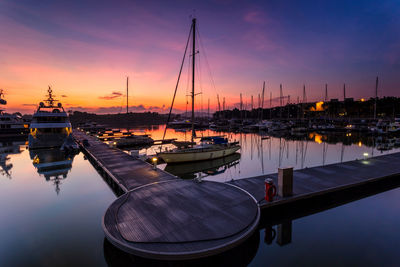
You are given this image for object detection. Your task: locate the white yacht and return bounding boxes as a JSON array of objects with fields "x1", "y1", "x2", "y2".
[
  {"x1": 0, "y1": 90, "x2": 29, "y2": 137},
  {"x1": 29, "y1": 87, "x2": 72, "y2": 149}
]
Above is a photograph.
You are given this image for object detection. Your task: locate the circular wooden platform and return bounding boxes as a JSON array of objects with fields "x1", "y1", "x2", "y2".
[{"x1": 103, "y1": 180, "x2": 260, "y2": 260}]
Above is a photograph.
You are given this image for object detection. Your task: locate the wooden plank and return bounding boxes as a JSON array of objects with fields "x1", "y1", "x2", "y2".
[
  {"x1": 72, "y1": 129, "x2": 177, "y2": 192},
  {"x1": 103, "y1": 180, "x2": 260, "y2": 260},
  {"x1": 230, "y1": 151, "x2": 400, "y2": 210}
]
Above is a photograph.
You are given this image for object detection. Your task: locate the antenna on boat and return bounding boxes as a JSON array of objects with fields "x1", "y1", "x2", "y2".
[{"x1": 45, "y1": 86, "x2": 57, "y2": 107}]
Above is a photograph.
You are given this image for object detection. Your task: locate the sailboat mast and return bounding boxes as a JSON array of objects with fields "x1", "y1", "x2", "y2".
[
  {"x1": 126, "y1": 76, "x2": 129, "y2": 114},
  {"x1": 261, "y1": 81, "x2": 265, "y2": 121},
  {"x1": 208, "y1": 98, "x2": 210, "y2": 119},
  {"x1": 374, "y1": 76, "x2": 378, "y2": 119},
  {"x1": 191, "y1": 18, "x2": 196, "y2": 142}
]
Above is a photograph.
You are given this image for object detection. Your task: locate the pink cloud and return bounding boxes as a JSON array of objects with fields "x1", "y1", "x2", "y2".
[
  {"x1": 243, "y1": 11, "x2": 268, "y2": 25},
  {"x1": 98, "y1": 91, "x2": 123, "y2": 100}
]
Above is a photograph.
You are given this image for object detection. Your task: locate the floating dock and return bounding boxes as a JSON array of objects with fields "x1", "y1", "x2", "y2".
[
  {"x1": 73, "y1": 130, "x2": 176, "y2": 193},
  {"x1": 230, "y1": 152, "x2": 400, "y2": 210},
  {"x1": 72, "y1": 130, "x2": 400, "y2": 260}
]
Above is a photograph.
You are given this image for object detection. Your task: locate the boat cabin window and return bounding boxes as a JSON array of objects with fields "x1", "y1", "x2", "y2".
[{"x1": 36, "y1": 117, "x2": 66, "y2": 123}]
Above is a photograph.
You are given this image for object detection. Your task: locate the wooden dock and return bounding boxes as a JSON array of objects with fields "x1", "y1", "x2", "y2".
[
  {"x1": 73, "y1": 130, "x2": 260, "y2": 259},
  {"x1": 103, "y1": 180, "x2": 259, "y2": 260},
  {"x1": 72, "y1": 130, "x2": 177, "y2": 193},
  {"x1": 230, "y1": 152, "x2": 400, "y2": 210},
  {"x1": 72, "y1": 130, "x2": 400, "y2": 260}
]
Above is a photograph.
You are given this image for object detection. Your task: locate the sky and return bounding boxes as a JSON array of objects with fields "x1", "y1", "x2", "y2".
[{"x1": 1, "y1": 0, "x2": 400, "y2": 114}]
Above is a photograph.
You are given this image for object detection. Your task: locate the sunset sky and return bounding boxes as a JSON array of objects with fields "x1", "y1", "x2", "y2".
[{"x1": 1, "y1": 0, "x2": 400, "y2": 114}]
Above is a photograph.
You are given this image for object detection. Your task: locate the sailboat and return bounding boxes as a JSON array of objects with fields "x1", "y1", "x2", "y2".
[{"x1": 157, "y1": 18, "x2": 240, "y2": 163}]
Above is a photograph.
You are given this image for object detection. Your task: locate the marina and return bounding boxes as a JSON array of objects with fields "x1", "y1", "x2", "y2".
[
  {"x1": 2, "y1": 1, "x2": 400, "y2": 265},
  {"x1": 1, "y1": 124, "x2": 400, "y2": 266},
  {"x1": 72, "y1": 128, "x2": 400, "y2": 259}
]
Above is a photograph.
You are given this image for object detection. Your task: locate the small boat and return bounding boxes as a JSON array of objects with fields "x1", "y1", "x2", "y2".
[
  {"x1": 29, "y1": 87, "x2": 72, "y2": 149},
  {"x1": 158, "y1": 18, "x2": 240, "y2": 163},
  {"x1": 0, "y1": 90, "x2": 29, "y2": 137},
  {"x1": 388, "y1": 118, "x2": 400, "y2": 134},
  {"x1": 164, "y1": 152, "x2": 240, "y2": 179},
  {"x1": 113, "y1": 134, "x2": 154, "y2": 148},
  {"x1": 97, "y1": 129, "x2": 131, "y2": 141},
  {"x1": 159, "y1": 136, "x2": 240, "y2": 163}
]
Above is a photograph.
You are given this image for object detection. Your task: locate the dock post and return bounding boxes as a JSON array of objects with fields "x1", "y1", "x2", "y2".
[
  {"x1": 277, "y1": 220, "x2": 292, "y2": 246},
  {"x1": 278, "y1": 167, "x2": 293, "y2": 197}
]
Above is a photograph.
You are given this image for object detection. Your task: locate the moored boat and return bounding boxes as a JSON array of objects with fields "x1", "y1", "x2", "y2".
[
  {"x1": 157, "y1": 18, "x2": 240, "y2": 164},
  {"x1": 0, "y1": 90, "x2": 29, "y2": 137},
  {"x1": 159, "y1": 136, "x2": 240, "y2": 163},
  {"x1": 29, "y1": 87, "x2": 72, "y2": 149}
]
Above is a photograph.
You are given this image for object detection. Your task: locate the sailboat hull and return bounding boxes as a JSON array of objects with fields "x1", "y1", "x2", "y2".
[{"x1": 158, "y1": 145, "x2": 240, "y2": 163}]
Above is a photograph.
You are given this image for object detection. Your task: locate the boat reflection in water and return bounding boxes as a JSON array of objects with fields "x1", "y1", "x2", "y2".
[
  {"x1": 164, "y1": 152, "x2": 240, "y2": 180},
  {"x1": 0, "y1": 140, "x2": 26, "y2": 178},
  {"x1": 30, "y1": 148, "x2": 78, "y2": 194}
]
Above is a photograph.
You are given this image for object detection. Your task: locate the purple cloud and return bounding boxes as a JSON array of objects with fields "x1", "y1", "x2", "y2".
[{"x1": 98, "y1": 91, "x2": 123, "y2": 100}]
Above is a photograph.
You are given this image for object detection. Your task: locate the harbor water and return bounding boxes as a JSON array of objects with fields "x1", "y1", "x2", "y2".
[{"x1": 1, "y1": 125, "x2": 400, "y2": 266}]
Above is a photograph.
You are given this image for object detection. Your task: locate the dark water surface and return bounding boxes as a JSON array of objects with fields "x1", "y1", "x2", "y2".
[{"x1": 1, "y1": 126, "x2": 399, "y2": 266}]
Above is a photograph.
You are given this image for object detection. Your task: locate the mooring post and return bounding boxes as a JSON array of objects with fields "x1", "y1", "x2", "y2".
[
  {"x1": 278, "y1": 167, "x2": 293, "y2": 197},
  {"x1": 277, "y1": 220, "x2": 292, "y2": 246}
]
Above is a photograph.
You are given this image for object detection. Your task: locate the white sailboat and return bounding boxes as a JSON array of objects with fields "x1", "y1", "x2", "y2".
[{"x1": 158, "y1": 18, "x2": 240, "y2": 163}]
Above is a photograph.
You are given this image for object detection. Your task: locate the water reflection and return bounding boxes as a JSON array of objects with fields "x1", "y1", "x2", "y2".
[
  {"x1": 164, "y1": 153, "x2": 240, "y2": 179},
  {"x1": 130, "y1": 126, "x2": 400, "y2": 182},
  {"x1": 29, "y1": 148, "x2": 79, "y2": 194},
  {"x1": 103, "y1": 231, "x2": 260, "y2": 267},
  {"x1": 0, "y1": 140, "x2": 26, "y2": 178},
  {"x1": 102, "y1": 175, "x2": 400, "y2": 266}
]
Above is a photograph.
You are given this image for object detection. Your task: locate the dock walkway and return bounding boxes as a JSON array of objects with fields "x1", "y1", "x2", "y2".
[
  {"x1": 72, "y1": 130, "x2": 260, "y2": 260},
  {"x1": 72, "y1": 130, "x2": 177, "y2": 192},
  {"x1": 72, "y1": 130, "x2": 400, "y2": 260},
  {"x1": 230, "y1": 152, "x2": 400, "y2": 209}
]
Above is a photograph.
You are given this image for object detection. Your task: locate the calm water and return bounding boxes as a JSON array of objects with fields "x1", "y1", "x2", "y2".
[{"x1": 1, "y1": 126, "x2": 399, "y2": 266}]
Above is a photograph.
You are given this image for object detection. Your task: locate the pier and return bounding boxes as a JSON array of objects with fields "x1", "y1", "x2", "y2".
[
  {"x1": 73, "y1": 130, "x2": 177, "y2": 193},
  {"x1": 230, "y1": 152, "x2": 400, "y2": 210},
  {"x1": 72, "y1": 130, "x2": 400, "y2": 260}
]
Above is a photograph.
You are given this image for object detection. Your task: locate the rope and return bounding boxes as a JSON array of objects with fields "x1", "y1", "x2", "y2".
[{"x1": 161, "y1": 24, "x2": 193, "y2": 142}]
